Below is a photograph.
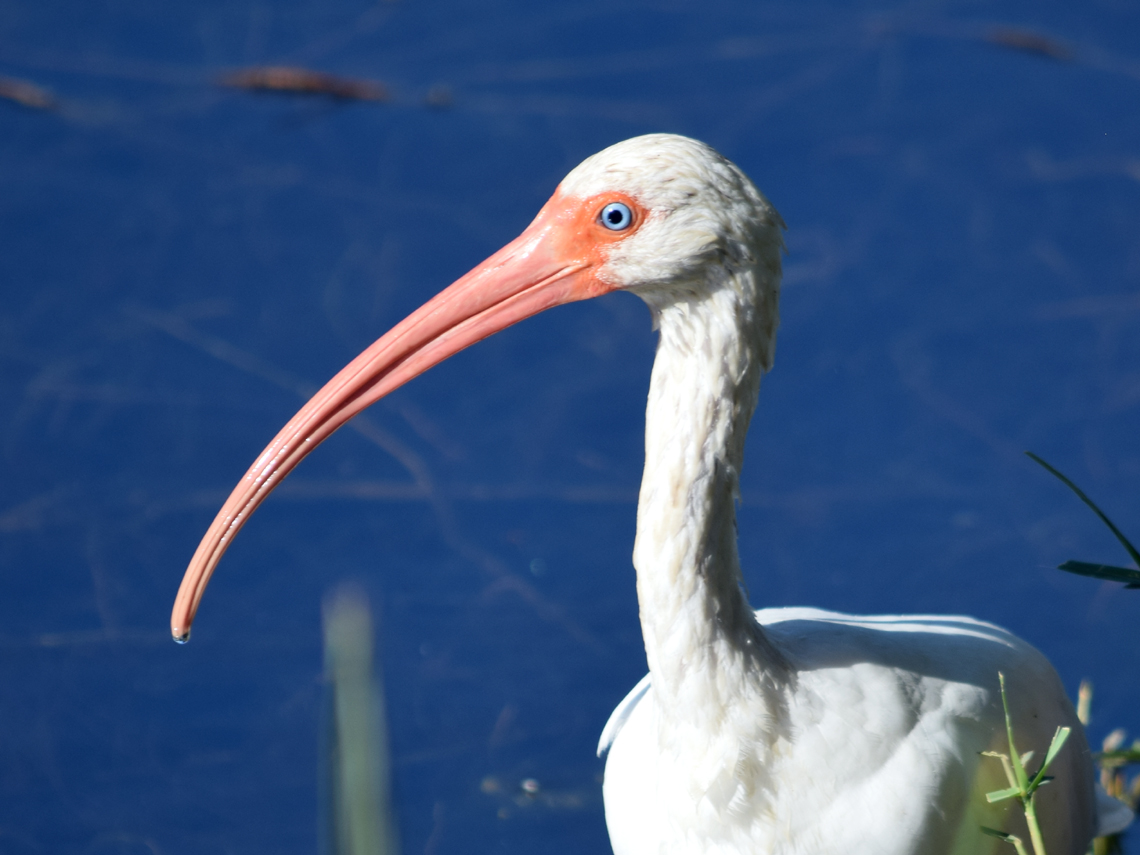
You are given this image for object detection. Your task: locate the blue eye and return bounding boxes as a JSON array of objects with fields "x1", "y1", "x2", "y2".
[{"x1": 599, "y1": 202, "x2": 633, "y2": 231}]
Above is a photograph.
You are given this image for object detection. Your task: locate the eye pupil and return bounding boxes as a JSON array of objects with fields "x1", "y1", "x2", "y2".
[{"x1": 600, "y1": 202, "x2": 632, "y2": 231}]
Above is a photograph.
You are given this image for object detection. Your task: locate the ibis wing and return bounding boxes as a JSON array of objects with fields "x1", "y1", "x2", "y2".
[{"x1": 598, "y1": 674, "x2": 652, "y2": 757}]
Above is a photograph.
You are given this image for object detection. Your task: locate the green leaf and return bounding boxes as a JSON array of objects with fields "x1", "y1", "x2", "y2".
[
  {"x1": 981, "y1": 826, "x2": 1030, "y2": 855},
  {"x1": 1026, "y1": 452, "x2": 1140, "y2": 569},
  {"x1": 981, "y1": 826, "x2": 1016, "y2": 840},
  {"x1": 1025, "y1": 728, "x2": 1070, "y2": 792},
  {"x1": 986, "y1": 785, "x2": 1023, "y2": 803},
  {"x1": 1058, "y1": 561, "x2": 1140, "y2": 587},
  {"x1": 1041, "y1": 728, "x2": 1071, "y2": 773}
]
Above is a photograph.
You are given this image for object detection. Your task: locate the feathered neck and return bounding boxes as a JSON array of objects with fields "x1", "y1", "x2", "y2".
[{"x1": 632, "y1": 261, "x2": 787, "y2": 718}]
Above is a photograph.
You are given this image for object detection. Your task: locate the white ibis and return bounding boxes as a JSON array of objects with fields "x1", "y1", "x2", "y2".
[{"x1": 172, "y1": 134, "x2": 1129, "y2": 853}]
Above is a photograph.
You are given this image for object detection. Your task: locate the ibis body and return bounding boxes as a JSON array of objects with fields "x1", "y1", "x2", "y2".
[{"x1": 173, "y1": 135, "x2": 1127, "y2": 854}]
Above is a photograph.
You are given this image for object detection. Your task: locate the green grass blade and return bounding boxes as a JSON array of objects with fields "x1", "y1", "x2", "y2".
[
  {"x1": 1058, "y1": 561, "x2": 1140, "y2": 587},
  {"x1": 1026, "y1": 452, "x2": 1140, "y2": 568},
  {"x1": 986, "y1": 785, "x2": 1024, "y2": 803},
  {"x1": 982, "y1": 826, "x2": 1016, "y2": 840},
  {"x1": 982, "y1": 827, "x2": 1030, "y2": 855},
  {"x1": 1028, "y1": 727, "x2": 1071, "y2": 790},
  {"x1": 324, "y1": 585, "x2": 401, "y2": 855},
  {"x1": 1042, "y1": 727, "x2": 1071, "y2": 770}
]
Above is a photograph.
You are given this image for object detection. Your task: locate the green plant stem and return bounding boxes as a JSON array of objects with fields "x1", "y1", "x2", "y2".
[{"x1": 1023, "y1": 798, "x2": 1046, "y2": 855}]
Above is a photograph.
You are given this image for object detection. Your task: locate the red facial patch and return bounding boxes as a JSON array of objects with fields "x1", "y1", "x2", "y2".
[{"x1": 538, "y1": 190, "x2": 647, "y2": 299}]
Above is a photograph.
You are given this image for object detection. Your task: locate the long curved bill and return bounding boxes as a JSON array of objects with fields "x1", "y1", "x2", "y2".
[{"x1": 171, "y1": 190, "x2": 613, "y2": 641}]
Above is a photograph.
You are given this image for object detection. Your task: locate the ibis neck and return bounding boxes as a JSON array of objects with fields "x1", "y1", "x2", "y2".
[{"x1": 632, "y1": 270, "x2": 787, "y2": 710}]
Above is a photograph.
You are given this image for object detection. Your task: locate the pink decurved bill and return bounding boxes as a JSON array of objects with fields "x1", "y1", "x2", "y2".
[{"x1": 171, "y1": 187, "x2": 643, "y2": 641}]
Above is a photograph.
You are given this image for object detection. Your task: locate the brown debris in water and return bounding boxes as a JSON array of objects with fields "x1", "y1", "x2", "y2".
[
  {"x1": 985, "y1": 27, "x2": 1074, "y2": 62},
  {"x1": 219, "y1": 66, "x2": 389, "y2": 101},
  {"x1": 0, "y1": 76, "x2": 58, "y2": 110}
]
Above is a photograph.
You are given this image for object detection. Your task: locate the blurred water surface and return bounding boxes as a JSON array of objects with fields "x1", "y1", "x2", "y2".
[{"x1": 1, "y1": 1, "x2": 1139, "y2": 852}]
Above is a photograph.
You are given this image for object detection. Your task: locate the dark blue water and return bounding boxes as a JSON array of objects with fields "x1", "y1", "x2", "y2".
[{"x1": 2, "y1": 2, "x2": 1138, "y2": 852}]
